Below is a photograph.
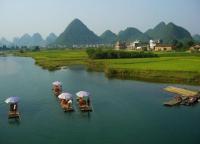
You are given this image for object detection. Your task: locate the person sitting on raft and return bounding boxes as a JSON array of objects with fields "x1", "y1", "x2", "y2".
[
  {"x1": 10, "y1": 103, "x2": 18, "y2": 114},
  {"x1": 79, "y1": 97, "x2": 87, "y2": 108},
  {"x1": 61, "y1": 99, "x2": 72, "y2": 109}
]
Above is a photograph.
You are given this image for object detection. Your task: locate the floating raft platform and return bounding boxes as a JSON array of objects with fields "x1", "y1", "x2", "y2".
[
  {"x1": 164, "y1": 86, "x2": 199, "y2": 97},
  {"x1": 79, "y1": 106, "x2": 93, "y2": 112},
  {"x1": 163, "y1": 97, "x2": 182, "y2": 106},
  {"x1": 8, "y1": 111, "x2": 20, "y2": 119},
  {"x1": 164, "y1": 86, "x2": 200, "y2": 106},
  {"x1": 52, "y1": 89, "x2": 62, "y2": 97},
  {"x1": 60, "y1": 103, "x2": 74, "y2": 112},
  {"x1": 63, "y1": 107, "x2": 74, "y2": 112}
]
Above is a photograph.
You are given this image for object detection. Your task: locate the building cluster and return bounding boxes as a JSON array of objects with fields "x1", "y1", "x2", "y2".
[
  {"x1": 115, "y1": 40, "x2": 173, "y2": 51},
  {"x1": 72, "y1": 44, "x2": 113, "y2": 48},
  {"x1": 189, "y1": 44, "x2": 200, "y2": 52}
]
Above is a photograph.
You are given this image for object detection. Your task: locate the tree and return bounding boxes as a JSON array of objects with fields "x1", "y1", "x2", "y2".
[
  {"x1": 187, "y1": 41, "x2": 194, "y2": 47},
  {"x1": 19, "y1": 49, "x2": 25, "y2": 53},
  {"x1": 2, "y1": 45, "x2": 7, "y2": 50},
  {"x1": 175, "y1": 42, "x2": 183, "y2": 50},
  {"x1": 171, "y1": 39, "x2": 178, "y2": 46},
  {"x1": 33, "y1": 46, "x2": 40, "y2": 52}
]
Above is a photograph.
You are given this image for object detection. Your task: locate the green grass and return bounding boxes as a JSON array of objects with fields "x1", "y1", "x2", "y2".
[
  {"x1": 14, "y1": 50, "x2": 200, "y2": 85},
  {"x1": 86, "y1": 52, "x2": 200, "y2": 85},
  {"x1": 100, "y1": 57, "x2": 200, "y2": 72},
  {"x1": 15, "y1": 49, "x2": 87, "y2": 70}
]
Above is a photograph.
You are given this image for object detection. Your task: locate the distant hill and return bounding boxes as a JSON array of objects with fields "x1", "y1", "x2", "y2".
[
  {"x1": 32, "y1": 33, "x2": 46, "y2": 46},
  {"x1": 46, "y1": 33, "x2": 57, "y2": 44},
  {"x1": 193, "y1": 34, "x2": 200, "y2": 42},
  {"x1": 100, "y1": 30, "x2": 117, "y2": 44},
  {"x1": 0, "y1": 19, "x2": 196, "y2": 48},
  {"x1": 55, "y1": 19, "x2": 103, "y2": 47},
  {"x1": 118, "y1": 27, "x2": 150, "y2": 42},
  {"x1": 13, "y1": 33, "x2": 46, "y2": 47},
  {"x1": 0, "y1": 38, "x2": 12, "y2": 46},
  {"x1": 14, "y1": 34, "x2": 32, "y2": 46},
  {"x1": 145, "y1": 22, "x2": 193, "y2": 43}
]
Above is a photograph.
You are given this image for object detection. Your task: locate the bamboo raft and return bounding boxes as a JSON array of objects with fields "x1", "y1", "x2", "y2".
[
  {"x1": 8, "y1": 111, "x2": 20, "y2": 119},
  {"x1": 60, "y1": 102, "x2": 74, "y2": 112},
  {"x1": 76, "y1": 98, "x2": 93, "y2": 112},
  {"x1": 79, "y1": 106, "x2": 93, "y2": 112},
  {"x1": 163, "y1": 96, "x2": 182, "y2": 106},
  {"x1": 164, "y1": 86, "x2": 199, "y2": 97},
  {"x1": 63, "y1": 107, "x2": 74, "y2": 112},
  {"x1": 52, "y1": 88, "x2": 62, "y2": 97},
  {"x1": 164, "y1": 86, "x2": 200, "y2": 106}
]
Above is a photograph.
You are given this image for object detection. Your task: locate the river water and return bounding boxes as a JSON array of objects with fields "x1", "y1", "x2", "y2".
[{"x1": 0, "y1": 56, "x2": 199, "y2": 144}]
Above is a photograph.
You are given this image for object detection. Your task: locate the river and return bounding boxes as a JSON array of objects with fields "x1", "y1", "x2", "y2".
[{"x1": 0, "y1": 56, "x2": 199, "y2": 144}]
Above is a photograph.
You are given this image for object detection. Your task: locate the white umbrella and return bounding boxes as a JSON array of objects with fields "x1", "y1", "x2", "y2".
[
  {"x1": 5, "y1": 96, "x2": 20, "y2": 104},
  {"x1": 58, "y1": 92, "x2": 72, "y2": 100},
  {"x1": 76, "y1": 91, "x2": 90, "y2": 98},
  {"x1": 52, "y1": 81, "x2": 62, "y2": 86}
]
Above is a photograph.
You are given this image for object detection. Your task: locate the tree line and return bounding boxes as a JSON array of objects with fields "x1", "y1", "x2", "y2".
[{"x1": 86, "y1": 49, "x2": 158, "y2": 59}]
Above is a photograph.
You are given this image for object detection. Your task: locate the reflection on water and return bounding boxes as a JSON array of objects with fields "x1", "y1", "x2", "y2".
[
  {"x1": 0, "y1": 57, "x2": 21, "y2": 75},
  {"x1": 8, "y1": 118, "x2": 21, "y2": 125}
]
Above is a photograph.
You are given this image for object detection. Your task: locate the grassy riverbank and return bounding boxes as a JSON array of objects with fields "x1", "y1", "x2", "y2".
[
  {"x1": 15, "y1": 49, "x2": 200, "y2": 85},
  {"x1": 15, "y1": 49, "x2": 88, "y2": 70},
  {"x1": 87, "y1": 56, "x2": 200, "y2": 84}
]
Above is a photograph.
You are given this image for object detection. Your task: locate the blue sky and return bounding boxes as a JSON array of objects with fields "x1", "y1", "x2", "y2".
[{"x1": 0, "y1": 0, "x2": 199, "y2": 40}]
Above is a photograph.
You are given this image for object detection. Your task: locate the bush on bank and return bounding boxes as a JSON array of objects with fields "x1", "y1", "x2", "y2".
[{"x1": 86, "y1": 49, "x2": 158, "y2": 59}]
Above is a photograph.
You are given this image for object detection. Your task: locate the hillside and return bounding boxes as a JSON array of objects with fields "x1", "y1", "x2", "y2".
[
  {"x1": 193, "y1": 34, "x2": 200, "y2": 42},
  {"x1": 55, "y1": 19, "x2": 103, "y2": 47},
  {"x1": 46, "y1": 33, "x2": 57, "y2": 44},
  {"x1": 100, "y1": 30, "x2": 117, "y2": 44},
  {"x1": 145, "y1": 22, "x2": 193, "y2": 43},
  {"x1": 118, "y1": 27, "x2": 150, "y2": 42}
]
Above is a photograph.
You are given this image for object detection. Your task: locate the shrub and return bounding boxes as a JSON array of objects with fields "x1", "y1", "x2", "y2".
[{"x1": 86, "y1": 49, "x2": 158, "y2": 59}]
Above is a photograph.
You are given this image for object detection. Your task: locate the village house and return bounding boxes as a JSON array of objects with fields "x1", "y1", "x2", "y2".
[
  {"x1": 189, "y1": 44, "x2": 200, "y2": 52},
  {"x1": 115, "y1": 41, "x2": 127, "y2": 50},
  {"x1": 149, "y1": 40, "x2": 161, "y2": 50},
  {"x1": 154, "y1": 44, "x2": 173, "y2": 51},
  {"x1": 149, "y1": 40, "x2": 157, "y2": 49},
  {"x1": 114, "y1": 39, "x2": 172, "y2": 51},
  {"x1": 127, "y1": 40, "x2": 140, "y2": 50},
  {"x1": 115, "y1": 40, "x2": 147, "y2": 51}
]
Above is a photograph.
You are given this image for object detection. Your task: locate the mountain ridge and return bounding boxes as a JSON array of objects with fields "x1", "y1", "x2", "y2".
[
  {"x1": 0, "y1": 19, "x2": 197, "y2": 47},
  {"x1": 145, "y1": 22, "x2": 193, "y2": 43}
]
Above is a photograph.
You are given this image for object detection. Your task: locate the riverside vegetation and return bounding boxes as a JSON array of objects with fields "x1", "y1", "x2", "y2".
[{"x1": 14, "y1": 49, "x2": 200, "y2": 85}]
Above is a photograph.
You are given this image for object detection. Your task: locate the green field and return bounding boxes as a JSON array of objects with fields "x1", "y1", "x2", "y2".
[
  {"x1": 15, "y1": 49, "x2": 87, "y2": 70},
  {"x1": 90, "y1": 56, "x2": 200, "y2": 84},
  {"x1": 101, "y1": 57, "x2": 200, "y2": 72},
  {"x1": 15, "y1": 50, "x2": 200, "y2": 85}
]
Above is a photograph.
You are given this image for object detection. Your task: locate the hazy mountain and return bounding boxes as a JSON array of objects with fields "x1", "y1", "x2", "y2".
[
  {"x1": 14, "y1": 34, "x2": 32, "y2": 46},
  {"x1": 145, "y1": 22, "x2": 193, "y2": 43},
  {"x1": 100, "y1": 30, "x2": 117, "y2": 44},
  {"x1": 32, "y1": 33, "x2": 46, "y2": 46},
  {"x1": 13, "y1": 33, "x2": 46, "y2": 47},
  {"x1": 0, "y1": 38, "x2": 12, "y2": 46},
  {"x1": 46, "y1": 33, "x2": 57, "y2": 44},
  {"x1": 193, "y1": 34, "x2": 200, "y2": 42},
  {"x1": 55, "y1": 18, "x2": 103, "y2": 46},
  {"x1": 13, "y1": 37, "x2": 20, "y2": 45},
  {"x1": 118, "y1": 27, "x2": 150, "y2": 42}
]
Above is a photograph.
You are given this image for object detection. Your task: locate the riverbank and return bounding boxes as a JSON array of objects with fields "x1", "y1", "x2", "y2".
[
  {"x1": 14, "y1": 49, "x2": 88, "y2": 70},
  {"x1": 14, "y1": 49, "x2": 200, "y2": 85}
]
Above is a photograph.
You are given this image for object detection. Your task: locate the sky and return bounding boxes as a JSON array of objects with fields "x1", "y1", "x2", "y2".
[{"x1": 0, "y1": 0, "x2": 199, "y2": 41}]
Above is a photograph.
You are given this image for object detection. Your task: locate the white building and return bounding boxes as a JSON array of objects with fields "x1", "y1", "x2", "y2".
[
  {"x1": 149, "y1": 40, "x2": 156, "y2": 49},
  {"x1": 127, "y1": 40, "x2": 140, "y2": 50}
]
